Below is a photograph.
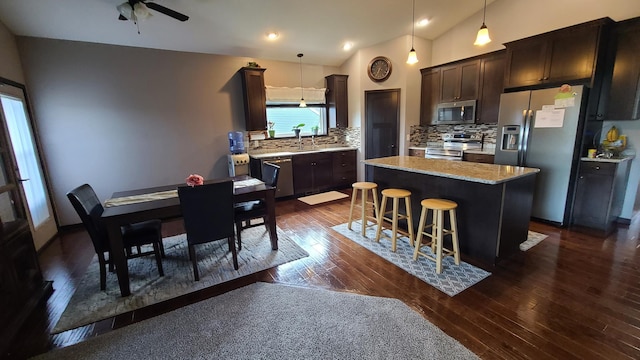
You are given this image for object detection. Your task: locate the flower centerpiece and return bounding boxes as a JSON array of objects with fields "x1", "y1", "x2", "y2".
[
  {"x1": 185, "y1": 174, "x2": 204, "y2": 187},
  {"x1": 268, "y1": 121, "x2": 275, "y2": 138}
]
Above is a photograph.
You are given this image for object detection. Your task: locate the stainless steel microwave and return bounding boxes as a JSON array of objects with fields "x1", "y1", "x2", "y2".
[{"x1": 434, "y1": 100, "x2": 476, "y2": 125}]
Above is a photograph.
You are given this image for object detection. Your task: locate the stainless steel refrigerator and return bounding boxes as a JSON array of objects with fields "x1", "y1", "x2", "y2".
[{"x1": 494, "y1": 85, "x2": 587, "y2": 225}]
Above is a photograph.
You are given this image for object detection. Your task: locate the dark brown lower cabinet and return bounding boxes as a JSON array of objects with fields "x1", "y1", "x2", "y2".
[
  {"x1": 0, "y1": 221, "x2": 52, "y2": 356},
  {"x1": 332, "y1": 150, "x2": 357, "y2": 188},
  {"x1": 572, "y1": 160, "x2": 631, "y2": 234},
  {"x1": 462, "y1": 153, "x2": 495, "y2": 164},
  {"x1": 293, "y1": 150, "x2": 357, "y2": 195},
  {"x1": 293, "y1": 152, "x2": 333, "y2": 195}
]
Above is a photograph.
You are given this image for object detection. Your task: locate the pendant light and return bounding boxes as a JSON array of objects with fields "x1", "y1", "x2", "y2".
[
  {"x1": 474, "y1": 0, "x2": 491, "y2": 46},
  {"x1": 297, "y1": 53, "x2": 306, "y2": 108},
  {"x1": 406, "y1": 0, "x2": 418, "y2": 64}
]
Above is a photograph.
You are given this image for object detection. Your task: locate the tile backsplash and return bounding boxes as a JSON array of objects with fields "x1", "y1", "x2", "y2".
[
  {"x1": 247, "y1": 127, "x2": 360, "y2": 154},
  {"x1": 410, "y1": 124, "x2": 497, "y2": 147}
]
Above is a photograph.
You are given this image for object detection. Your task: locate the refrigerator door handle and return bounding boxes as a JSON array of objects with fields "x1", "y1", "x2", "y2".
[
  {"x1": 521, "y1": 109, "x2": 534, "y2": 165},
  {"x1": 518, "y1": 109, "x2": 528, "y2": 165}
]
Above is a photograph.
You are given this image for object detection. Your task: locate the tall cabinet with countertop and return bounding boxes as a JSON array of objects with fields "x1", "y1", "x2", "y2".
[{"x1": 572, "y1": 157, "x2": 632, "y2": 234}]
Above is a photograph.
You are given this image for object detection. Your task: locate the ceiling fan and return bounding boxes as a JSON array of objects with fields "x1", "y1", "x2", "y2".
[{"x1": 117, "y1": 0, "x2": 189, "y2": 23}]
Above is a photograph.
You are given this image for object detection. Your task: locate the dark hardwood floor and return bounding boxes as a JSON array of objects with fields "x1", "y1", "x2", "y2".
[{"x1": 5, "y1": 189, "x2": 640, "y2": 359}]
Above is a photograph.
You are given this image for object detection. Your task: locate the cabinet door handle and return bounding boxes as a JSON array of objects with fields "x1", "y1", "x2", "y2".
[
  {"x1": 543, "y1": 77, "x2": 549, "y2": 80},
  {"x1": 595, "y1": 166, "x2": 600, "y2": 170}
]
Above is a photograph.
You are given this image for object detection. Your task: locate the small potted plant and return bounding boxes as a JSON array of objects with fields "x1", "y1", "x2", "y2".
[
  {"x1": 311, "y1": 125, "x2": 319, "y2": 136},
  {"x1": 268, "y1": 121, "x2": 275, "y2": 138},
  {"x1": 292, "y1": 123, "x2": 305, "y2": 138}
]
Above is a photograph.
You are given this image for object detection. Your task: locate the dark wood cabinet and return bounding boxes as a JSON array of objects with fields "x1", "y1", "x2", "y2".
[
  {"x1": 606, "y1": 17, "x2": 640, "y2": 120},
  {"x1": 419, "y1": 68, "x2": 441, "y2": 125},
  {"x1": 420, "y1": 52, "x2": 504, "y2": 125},
  {"x1": 239, "y1": 67, "x2": 267, "y2": 131},
  {"x1": 572, "y1": 160, "x2": 630, "y2": 235},
  {"x1": 293, "y1": 152, "x2": 333, "y2": 195},
  {"x1": 504, "y1": 18, "x2": 612, "y2": 89},
  {"x1": 332, "y1": 150, "x2": 357, "y2": 188},
  {"x1": 408, "y1": 148, "x2": 425, "y2": 157},
  {"x1": 476, "y1": 51, "x2": 505, "y2": 124},
  {"x1": 325, "y1": 74, "x2": 349, "y2": 128},
  {"x1": 0, "y1": 221, "x2": 52, "y2": 355},
  {"x1": 462, "y1": 153, "x2": 495, "y2": 164},
  {"x1": 440, "y1": 60, "x2": 479, "y2": 102}
]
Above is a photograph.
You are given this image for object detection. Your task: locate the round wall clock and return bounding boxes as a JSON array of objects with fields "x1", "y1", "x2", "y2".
[{"x1": 367, "y1": 56, "x2": 392, "y2": 82}]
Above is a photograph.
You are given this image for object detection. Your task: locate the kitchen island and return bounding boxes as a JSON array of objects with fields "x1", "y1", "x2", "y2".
[{"x1": 364, "y1": 156, "x2": 540, "y2": 266}]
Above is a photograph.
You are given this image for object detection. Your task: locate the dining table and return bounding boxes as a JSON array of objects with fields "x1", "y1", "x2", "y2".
[{"x1": 101, "y1": 175, "x2": 277, "y2": 297}]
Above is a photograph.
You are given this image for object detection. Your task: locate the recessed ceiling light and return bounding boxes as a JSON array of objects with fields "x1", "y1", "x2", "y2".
[
  {"x1": 417, "y1": 18, "x2": 430, "y2": 27},
  {"x1": 266, "y1": 32, "x2": 279, "y2": 40},
  {"x1": 342, "y1": 42, "x2": 353, "y2": 51}
]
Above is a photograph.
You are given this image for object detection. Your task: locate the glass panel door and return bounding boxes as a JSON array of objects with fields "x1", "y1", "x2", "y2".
[{"x1": 0, "y1": 81, "x2": 57, "y2": 249}]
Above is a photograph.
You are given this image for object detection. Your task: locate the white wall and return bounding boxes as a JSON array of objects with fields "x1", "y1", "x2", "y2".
[
  {"x1": 341, "y1": 35, "x2": 430, "y2": 181},
  {"x1": 0, "y1": 20, "x2": 25, "y2": 83},
  {"x1": 431, "y1": 0, "x2": 640, "y2": 65},
  {"x1": 17, "y1": 37, "x2": 338, "y2": 226}
]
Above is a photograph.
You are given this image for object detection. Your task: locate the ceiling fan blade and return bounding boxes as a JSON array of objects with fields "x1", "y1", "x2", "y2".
[{"x1": 144, "y1": 2, "x2": 189, "y2": 22}]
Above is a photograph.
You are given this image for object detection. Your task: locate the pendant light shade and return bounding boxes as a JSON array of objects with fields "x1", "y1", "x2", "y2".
[
  {"x1": 474, "y1": 0, "x2": 491, "y2": 46},
  {"x1": 297, "y1": 53, "x2": 306, "y2": 108},
  {"x1": 407, "y1": 0, "x2": 419, "y2": 64}
]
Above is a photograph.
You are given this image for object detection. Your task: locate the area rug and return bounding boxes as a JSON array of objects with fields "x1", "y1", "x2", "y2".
[
  {"x1": 331, "y1": 222, "x2": 491, "y2": 296},
  {"x1": 520, "y1": 230, "x2": 549, "y2": 251},
  {"x1": 52, "y1": 226, "x2": 309, "y2": 334},
  {"x1": 298, "y1": 190, "x2": 348, "y2": 205},
  {"x1": 34, "y1": 283, "x2": 479, "y2": 360}
]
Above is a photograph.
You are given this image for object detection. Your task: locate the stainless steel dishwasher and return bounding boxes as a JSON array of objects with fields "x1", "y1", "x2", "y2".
[{"x1": 262, "y1": 157, "x2": 294, "y2": 198}]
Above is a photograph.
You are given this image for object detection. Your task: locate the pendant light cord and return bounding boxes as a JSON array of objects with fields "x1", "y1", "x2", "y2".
[
  {"x1": 411, "y1": 0, "x2": 415, "y2": 48},
  {"x1": 297, "y1": 53, "x2": 304, "y2": 100},
  {"x1": 482, "y1": 0, "x2": 487, "y2": 25}
]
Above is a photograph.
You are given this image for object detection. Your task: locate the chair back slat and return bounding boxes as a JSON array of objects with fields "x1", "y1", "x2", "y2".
[
  {"x1": 67, "y1": 184, "x2": 110, "y2": 253},
  {"x1": 261, "y1": 162, "x2": 280, "y2": 187},
  {"x1": 178, "y1": 180, "x2": 235, "y2": 246}
]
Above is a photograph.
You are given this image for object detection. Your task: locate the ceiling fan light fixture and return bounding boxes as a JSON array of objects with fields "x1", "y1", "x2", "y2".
[
  {"x1": 133, "y1": 2, "x2": 152, "y2": 20},
  {"x1": 117, "y1": 2, "x2": 133, "y2": 20}
]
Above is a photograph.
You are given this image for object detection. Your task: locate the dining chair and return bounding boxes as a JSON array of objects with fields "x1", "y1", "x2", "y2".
[
  {"x1": 67, "y1": 184, "x2": 165, "y2": 291},
  {"x1": 234, "y1": 162, "x2": 280, "y2": 250},
  {"x1": 178, "y1": 180, "x2": 238, "y2": 281}
]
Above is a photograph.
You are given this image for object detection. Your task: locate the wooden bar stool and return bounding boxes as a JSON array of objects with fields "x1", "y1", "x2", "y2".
[
  {"x1": 375, "y1": 188, "x2": 414, "y2": 252},
  {"x1": 348, "y1": 182, "x2": 380, "y2": 236},
  {"x1": 413, "y1": 198, "x2": 460, "y2": 274}
]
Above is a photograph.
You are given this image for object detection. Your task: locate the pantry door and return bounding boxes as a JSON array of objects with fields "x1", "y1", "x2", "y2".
[{"x1": 0, "y1": 79, "x2": 57, "y2": 250}]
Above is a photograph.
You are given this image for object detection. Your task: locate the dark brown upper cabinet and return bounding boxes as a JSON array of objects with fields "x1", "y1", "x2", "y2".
[
  {"x1": 440, "y1": 60, "x2": 479, "y2": 102},
  {"x1": 504, "y1": 18, "x2": 612, "y2": 89},
  {"x1": 419, "y1": 67, "x2": 441, "y2": 125},
  {"x1": 606, "y1": 17, "x2": 640, "y2": 120},
  {"x1": 239, "y1": 67, "x2": 267, "y2": 131},
  {"x1": 325, "y1": 74, "x2": 349, "y2": 128},
  {"x1": 476, "y1": 51, "x2": 506, "y2": 124}
]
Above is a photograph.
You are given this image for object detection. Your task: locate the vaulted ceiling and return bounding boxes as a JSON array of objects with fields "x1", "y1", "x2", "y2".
[{"x1": 0, "y1": 0, "x2": 495, "y2": 66}]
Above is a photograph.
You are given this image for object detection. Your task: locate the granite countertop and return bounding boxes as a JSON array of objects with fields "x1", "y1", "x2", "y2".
[
  {"x1": 580, "y1": 155, "x2": 634, "y2": 163},
  {"x1": 249, "y1": 146, "x2": 357, "y2": 159},
  {"x1": 363, "y1": 156, "x2": 539, "y2": 185}
]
